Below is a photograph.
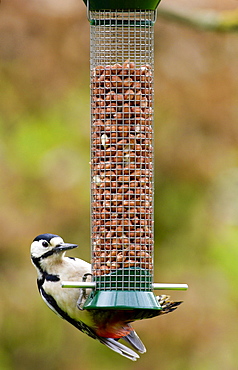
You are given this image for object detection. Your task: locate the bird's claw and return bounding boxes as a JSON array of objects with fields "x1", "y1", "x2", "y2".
[{"x1": 77, "y1": 273, "x2": 93, "y2": 310}]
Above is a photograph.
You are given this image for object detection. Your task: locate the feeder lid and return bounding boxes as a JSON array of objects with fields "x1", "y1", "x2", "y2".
[{"x1": 83, "y1": 0, "x2": 161, "y2": 11}]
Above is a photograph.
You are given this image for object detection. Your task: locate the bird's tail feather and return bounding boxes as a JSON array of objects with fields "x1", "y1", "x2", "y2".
[
  {"x1": 122, "y1": 329, "x2": 146, "y2": 354},
  {"x1": 157, "y1": 295, "x2": 183, "y2": 314},
  {"x1": 100, "y1": 337, "x2": 140, "y2": 361},
  {"x1": 72, "y1": 318, "x2": 139, "y2": 360}
]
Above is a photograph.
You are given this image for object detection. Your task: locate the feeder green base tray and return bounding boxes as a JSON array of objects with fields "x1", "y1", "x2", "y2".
[
  {"x1": 83, "y1": 290, "x2": 162, "y2": 310},
  {"x1": 83, "y1": 0, "x2": 161, "y2": 11},
  {"x1": 83, "y1": 268, "x2": 162, "y2": 310}
]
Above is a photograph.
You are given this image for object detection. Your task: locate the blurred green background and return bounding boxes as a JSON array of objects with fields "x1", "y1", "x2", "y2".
[{"x1": 1, "y1": 0, "x2": 238, "y2": 369}]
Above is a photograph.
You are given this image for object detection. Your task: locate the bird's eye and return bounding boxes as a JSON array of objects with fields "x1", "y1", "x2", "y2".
[{"x1": 42, "y1": 241, "x2": 49, "y2": 248}]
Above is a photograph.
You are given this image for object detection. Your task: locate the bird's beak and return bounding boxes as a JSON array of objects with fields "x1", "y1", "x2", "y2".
[{"x1": 55, "y1": 243, "x2": 78, "y2": 252}]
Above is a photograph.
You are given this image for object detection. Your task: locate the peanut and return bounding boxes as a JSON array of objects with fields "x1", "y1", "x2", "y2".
[{"x1": 91, "y1": 62, "x2": 154, "y2": 276}]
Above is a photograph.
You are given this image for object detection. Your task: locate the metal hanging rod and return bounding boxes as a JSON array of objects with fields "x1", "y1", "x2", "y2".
[{"x1": 61, "y1": 281, "x2": 188, "y2": 290}]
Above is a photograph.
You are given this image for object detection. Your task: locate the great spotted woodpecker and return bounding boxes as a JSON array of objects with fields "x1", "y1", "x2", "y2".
[{"x1": 30, "y1": 233, "x2": 181, "y2": 361}]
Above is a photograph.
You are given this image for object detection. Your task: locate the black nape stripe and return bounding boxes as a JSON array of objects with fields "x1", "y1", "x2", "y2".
[
  {"x1": 32, "y1": 255, "x2": 60, "y2": 285},
  {"x1": 37, "y1": 273, "x2": 60, "y2": 291},
  {"x1": 31, "y1": 248, "x2": 59, "y2": 267},
  {"x1": 45, "y1": 273, "x2": 60, "y2": 282},
  {"x1": 31, "y1": 256, "x2": 42, "y2": 273},
  {"x1": 41, "y1": 249, "x2": 57, "y2": 259}
]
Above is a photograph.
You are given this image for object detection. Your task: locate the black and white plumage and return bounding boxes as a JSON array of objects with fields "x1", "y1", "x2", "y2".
[
  {"x1": 30, "y1": 233, "x2": 182, "y2": 361},
  {"x1": 30, "y1": 233, "x2": 145, "y2": 360}
]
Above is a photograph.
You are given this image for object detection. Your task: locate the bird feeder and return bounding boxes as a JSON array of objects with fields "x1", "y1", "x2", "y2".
[{"x1": 62, "y1": 0, "x2": 188, "y2": 311}]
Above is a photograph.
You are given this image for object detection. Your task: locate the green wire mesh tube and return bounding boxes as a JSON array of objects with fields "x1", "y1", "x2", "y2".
[{"x1": 85, "y1": 9, "x2": 160, "y2": 310}]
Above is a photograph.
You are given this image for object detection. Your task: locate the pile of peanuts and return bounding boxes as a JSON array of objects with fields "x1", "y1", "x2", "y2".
[{"x1": 91, "y1": 61, "x2": 154, "y2": 276}]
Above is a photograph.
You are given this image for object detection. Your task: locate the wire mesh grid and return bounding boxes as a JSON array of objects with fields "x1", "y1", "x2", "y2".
[{"x1": 90, "y1": 10, "x2": 155, "y2": 291}]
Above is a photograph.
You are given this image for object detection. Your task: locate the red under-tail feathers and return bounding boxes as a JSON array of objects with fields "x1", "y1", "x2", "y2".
[{"x1": 89, "y1": 295, "x2": 182, "y2": 339}]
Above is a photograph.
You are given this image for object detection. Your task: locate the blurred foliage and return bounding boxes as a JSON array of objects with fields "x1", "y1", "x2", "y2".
[
  {"x1": 158, "y1": 5, "x2": 238, "y2": 32},
  {"x1": 1, "y1": 0, "x2": 238, "y2": 369}
]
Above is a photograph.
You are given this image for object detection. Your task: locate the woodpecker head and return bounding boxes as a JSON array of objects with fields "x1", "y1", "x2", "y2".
[{"x1": 30, "y1": 233, "x2": 78, "y2": 274}]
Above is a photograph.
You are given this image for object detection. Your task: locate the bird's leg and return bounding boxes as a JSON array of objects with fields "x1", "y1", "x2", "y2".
[{"x1": 77, "y1": 273, "x2": 93, "y2": 310}]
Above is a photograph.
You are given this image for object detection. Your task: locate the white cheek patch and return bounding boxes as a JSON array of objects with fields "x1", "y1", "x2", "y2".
[{"x1": 31, "y1": 240, "x2": 47, "y2": 258}]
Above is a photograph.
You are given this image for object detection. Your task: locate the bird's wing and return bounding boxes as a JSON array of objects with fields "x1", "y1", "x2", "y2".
[{"x1": 40, "y1": 286, "x2": 140, "y2": 361}]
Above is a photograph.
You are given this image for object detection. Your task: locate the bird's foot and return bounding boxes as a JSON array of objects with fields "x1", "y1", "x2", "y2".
[{"x1": 77, "y1": 273, "x2": 93, "y2": 310}]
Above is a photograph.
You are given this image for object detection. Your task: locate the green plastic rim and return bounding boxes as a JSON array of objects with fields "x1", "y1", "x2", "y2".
[
  {"x1": 83, "y1": 290, "x2": 162, "y2": 310},
  {"x1": 83, "y1": 0, "x2": 161, "y2": 11},
  {"x1": 83, "y1": 268, "x2": 160, "y2": 310}
]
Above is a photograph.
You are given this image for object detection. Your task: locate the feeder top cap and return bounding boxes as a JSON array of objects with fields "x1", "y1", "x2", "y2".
[{"x1": 83, "y1": 0, "x2": 161, "y2": 11}]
